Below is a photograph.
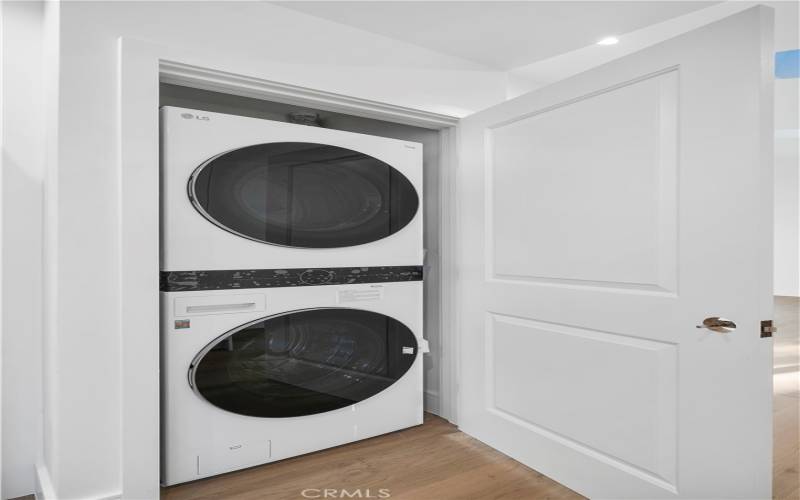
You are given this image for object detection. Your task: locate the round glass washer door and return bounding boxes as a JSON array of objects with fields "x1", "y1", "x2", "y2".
[
  {"x1": 188, "y1": 142, "x2": 419, "y2": 248},
  {"x1": 189, "y1": 308, "x2": 419, "y2": 418}
]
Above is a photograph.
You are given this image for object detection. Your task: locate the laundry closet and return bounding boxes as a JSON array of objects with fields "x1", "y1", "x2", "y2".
[
  {"x1": 158, "y1": 84, "x2": 447, "y2": 485},
  {"x1": 6, "y1": 3, "x2": 772, "y2": 498}
]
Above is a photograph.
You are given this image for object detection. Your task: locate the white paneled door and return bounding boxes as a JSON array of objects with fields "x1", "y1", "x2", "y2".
[{"x1": 456, "y1": 7, "x2": 773, "y2": 499}]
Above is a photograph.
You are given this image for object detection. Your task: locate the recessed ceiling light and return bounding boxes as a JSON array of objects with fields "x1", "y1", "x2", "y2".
[{"x1": 597, "y1": 36, "x2": 619, "y2": 46}]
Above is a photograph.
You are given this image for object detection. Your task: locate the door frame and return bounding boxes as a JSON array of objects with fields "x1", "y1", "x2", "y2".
[{"x1": 117, "y1": 37, "x2": 461, "y2": 498}]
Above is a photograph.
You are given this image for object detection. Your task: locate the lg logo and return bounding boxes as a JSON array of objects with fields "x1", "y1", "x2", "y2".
[{"x1": 180, "y1": 112, "x2": 210, "y2": 121}]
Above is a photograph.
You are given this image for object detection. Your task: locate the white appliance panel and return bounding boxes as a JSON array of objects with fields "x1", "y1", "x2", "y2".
[
  {"x1": 161, "y1": 107, "x2": 424, "y2": 271},
  {"x1": 161, "y1": 281, "x2": 423, "y2": 486}
]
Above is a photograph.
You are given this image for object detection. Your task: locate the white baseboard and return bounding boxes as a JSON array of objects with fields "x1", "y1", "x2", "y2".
[
  {"x1": 35, "y1": 462, "x2": 121, "y2": 500},
  {"x1": 94, "y1": 493, "x2": 122, "y2": 500},
  {"x1": 34, "y1": 463, "x2": 56, "y2": 500},
  {"x1": 424, "y1": 390, "x2": 441, "y2": 416}
]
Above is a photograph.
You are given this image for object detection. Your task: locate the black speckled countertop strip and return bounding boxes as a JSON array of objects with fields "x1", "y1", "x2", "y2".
[{"x1": 160, "y1": 266, "x2": 423, "y2": 292}]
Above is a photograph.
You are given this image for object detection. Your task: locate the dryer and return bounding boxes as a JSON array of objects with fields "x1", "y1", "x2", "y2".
[
  {"x1": 160, "y1": 274, "x2": 424, "y2": 486},
  {"x1": 161, "y1": 106, "x2": 424, "y2": 272}
]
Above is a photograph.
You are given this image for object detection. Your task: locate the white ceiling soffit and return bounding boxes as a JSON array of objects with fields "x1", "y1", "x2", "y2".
[
  {"x1": 508, "y1": 1, "x2": 763, "y2": 90},
  {"x1": 273, "y1": 1, "x2": 717, "y2": 70}
]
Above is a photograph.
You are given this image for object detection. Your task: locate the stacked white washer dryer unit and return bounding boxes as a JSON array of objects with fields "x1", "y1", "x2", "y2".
[{"x1": 160, "y1": 107, "x2": 426, "y2": 485}]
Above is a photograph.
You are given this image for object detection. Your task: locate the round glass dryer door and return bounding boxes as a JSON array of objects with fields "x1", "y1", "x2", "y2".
[
  {"x1": 189, "y1": 308, "x2": 418, "y2": 418},
  {"x1": 189, "y1": 142, "x2": 419, "y2": 248}
]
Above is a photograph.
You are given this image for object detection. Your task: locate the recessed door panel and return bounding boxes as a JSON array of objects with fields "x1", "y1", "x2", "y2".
[
  {"x1": 489, "y1": 71, "x2": 677, "y2": 292},
  {"x1": 190, "y1": 308, "x2": 418, "y2": 418},
  {"x1": 488, "y1": 313, "x2": 677, "y2": 485},
  {"x1": 189, "y1": 142, "x2": 419, "y2": 248}
]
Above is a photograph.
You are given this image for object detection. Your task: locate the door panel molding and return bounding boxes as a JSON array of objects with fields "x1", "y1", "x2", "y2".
[
  {"x1": 485, "y1": 312, "x2": 677, "y2": 488},
  {"x1": 485, "y1": 68, "x2": 679, "y2": 294}
]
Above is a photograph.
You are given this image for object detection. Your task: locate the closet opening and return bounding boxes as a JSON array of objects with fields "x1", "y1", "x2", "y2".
[{"x1": 159, "y1": 82, "x2": 453, "y2": 419}]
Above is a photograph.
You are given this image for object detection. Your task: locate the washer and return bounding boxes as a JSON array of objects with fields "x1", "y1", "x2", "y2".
[
  {"x1": 160, "y1": 274, "x2": 424, "y2": 486},
  {"x1": 161, "y1": 106, "x2": 424, "y2": 272}
]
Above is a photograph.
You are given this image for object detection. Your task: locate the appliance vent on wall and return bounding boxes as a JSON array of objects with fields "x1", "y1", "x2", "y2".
[
  {"x1": 287, "y1": 111, "x2": 323, "y2": 127},
  {"x1": 337, "y1": 288, "x2": 384, "y2": 303}
]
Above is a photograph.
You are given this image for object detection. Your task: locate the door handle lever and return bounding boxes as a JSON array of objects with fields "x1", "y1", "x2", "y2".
[{"x1": 696, "y1": 317, "x2": 737, "y2": 331}]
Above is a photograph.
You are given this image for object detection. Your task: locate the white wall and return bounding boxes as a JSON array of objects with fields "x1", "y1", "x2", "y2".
[
  {"x1": 0, "y1": 1, "x2": 4, "y2": 495},
  {"x1": 33, "y1": 2, "x2": 507, "y2": 499},
  {"x1": 1, "y1": 2, "x2": 45, "y2": 498},
  {"x1": 39, "y1": 2, "x2": 61, "y2": 498},
  {"x1": 772, "y1": 0, "x2": 799, "y2": 297},
  {"x1": 774, "y1": 78, "x2": 799, "y2": 296}
]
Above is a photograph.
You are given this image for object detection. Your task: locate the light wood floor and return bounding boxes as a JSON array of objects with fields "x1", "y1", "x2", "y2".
[
  {"x1": 773, "y1": 296, "x2": 799, "y2": 500},
  {"x1": 162, "y1": 413, "x2": 583, "y2": 500},
  {"x1": 157, "y1": 297, "x2": 795, "y2": 499}
]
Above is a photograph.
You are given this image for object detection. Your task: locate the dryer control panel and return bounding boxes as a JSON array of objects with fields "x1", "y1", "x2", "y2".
[{"x1": 160, "y1": 265, "x2": 423, "y2": 292}]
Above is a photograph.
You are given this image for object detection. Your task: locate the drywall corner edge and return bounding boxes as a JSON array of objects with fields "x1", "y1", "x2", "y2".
[
  {"x1": 117, "y1": 36, "x2": 162, "y2": 500},
  {"x1": 34, "y1": 462, "x2": 56, "y2": 500},
  {"x1": 35, "y1": 461, "x2": 122, "y2": 500}
]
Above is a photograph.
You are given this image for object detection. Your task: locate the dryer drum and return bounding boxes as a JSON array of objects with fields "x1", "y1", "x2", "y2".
[
  {"x1": 189, "y1": 308, "x2": 418, "y2": 418},
  {"x1": 188, "y1": 142, "x2": 420, "y2": 248}
]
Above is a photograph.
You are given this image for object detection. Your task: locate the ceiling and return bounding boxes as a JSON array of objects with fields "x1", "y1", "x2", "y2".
[{"x1": 273, "y1": 1, "x2": 717, "y2": 70}]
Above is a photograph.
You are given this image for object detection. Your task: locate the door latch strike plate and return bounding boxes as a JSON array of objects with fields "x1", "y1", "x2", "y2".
[{"x1": 761, "y1": 320, "x2": 776, "y2": 338}]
